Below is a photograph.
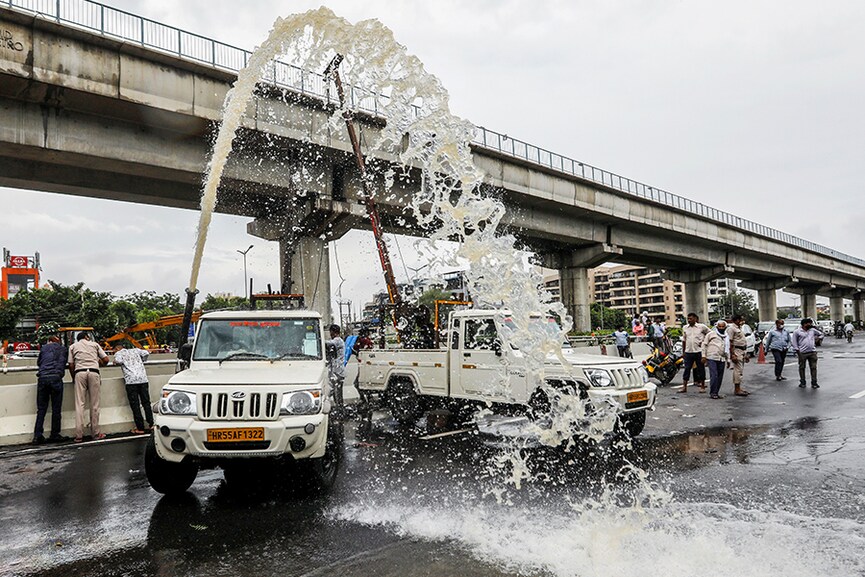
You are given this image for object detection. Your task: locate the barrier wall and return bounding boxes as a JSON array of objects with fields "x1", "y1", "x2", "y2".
[
  {"x1": 0, "y1": 357, "x2": 362, "y2": 446},
  {"x1": 0, "y1": 360, "x2": 175, "y2": 446}
]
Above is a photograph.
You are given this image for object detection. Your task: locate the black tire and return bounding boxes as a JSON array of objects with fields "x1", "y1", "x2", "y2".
[
  {"x1": 388, "y1": 378, "x2": 423, "y2": 426},
  {"x1": 302, "y1": 418, "x2": 344, "y2": 494},
  {"x1": 145, "y1": 435, "x2": 198, "y2": 495},
  {"x1": 619, "y1": 411, "x2": 646, "y2": 437}
]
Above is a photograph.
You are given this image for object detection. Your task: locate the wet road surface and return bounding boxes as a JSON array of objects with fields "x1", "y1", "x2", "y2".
[{"x1": 2, "y1": 338, "x2": 865, "y2": 577}]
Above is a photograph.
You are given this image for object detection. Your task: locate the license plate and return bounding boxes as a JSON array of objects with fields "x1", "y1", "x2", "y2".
[
  {"x1": 206, "y1": 428, "x2": 265, "y2": 443},
  {"x1": 627, "y1": 390, "x2": 648, "y2": 403}
]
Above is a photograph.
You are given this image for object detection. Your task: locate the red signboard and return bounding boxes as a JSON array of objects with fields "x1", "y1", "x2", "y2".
[
  {"x1": 13, "y1": 342, "x2": 32, "y2": 351},
  {"x1": 8, "y1": 256, "x2": 27, "y2": 268}
]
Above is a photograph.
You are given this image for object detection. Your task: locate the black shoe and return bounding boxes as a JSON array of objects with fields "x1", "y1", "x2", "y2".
[
  {"x1": 47, "y1": 435, "x2": 69, "y2": 443},
  {"x1": 776, "y1": 377, "x2": 782, "y2": 381},
  {"x1": 32, "y1": 436, "x2": 46, "y2": 445},
  {"x1": 799, "y1": 383, "x2": 806, "y2": 388},
  {"x1": 779, "y1": 376, "x2": 787, "y2": 381},
  {"x1": 812, "y1": 383, "x2": 820, "y2": 389}
]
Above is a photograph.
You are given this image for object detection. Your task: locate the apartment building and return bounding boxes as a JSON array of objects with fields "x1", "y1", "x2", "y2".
[{"x1": 543, "y1": 266, "x2": 739, "y2": 326}]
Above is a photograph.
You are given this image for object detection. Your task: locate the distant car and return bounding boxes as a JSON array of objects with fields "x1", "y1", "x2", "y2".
[{"x1": 755, "y1": 321, "x2": 775, "y2": 343}]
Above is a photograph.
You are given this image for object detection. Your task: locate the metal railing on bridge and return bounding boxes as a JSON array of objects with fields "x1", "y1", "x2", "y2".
[{"x1": 6, "y1": 0, "x2": 864, "y2": 268}]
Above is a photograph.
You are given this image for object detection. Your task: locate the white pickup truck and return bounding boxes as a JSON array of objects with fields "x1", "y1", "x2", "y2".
[
  {"x1": 144, "y1": 310, "x2": 342, "y2": 495},
  {"x1": 357, "y1": 309, "x2": 656, "y2": 436}
]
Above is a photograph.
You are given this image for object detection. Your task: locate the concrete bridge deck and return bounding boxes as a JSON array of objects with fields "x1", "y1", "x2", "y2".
[{"x1": 1, "y1": 0, "x2": 864, "y2": 328}]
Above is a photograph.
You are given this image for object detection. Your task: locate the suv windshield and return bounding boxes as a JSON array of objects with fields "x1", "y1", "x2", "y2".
[
  {"x1": 192, "y1": 318, "x2": 322, "y2": 361},
  {"x1": 500, "y1": 315, "x2": 571, "y2": 349}
]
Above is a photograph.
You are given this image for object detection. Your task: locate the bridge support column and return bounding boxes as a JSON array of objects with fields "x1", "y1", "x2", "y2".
[
  {"x1": 683, "y1": 281, "x2": 710, "y2": 324},
  {"x1": 541, "y1": 244, "x2": 623, "y2": 333},
  {"x1": 286, "y1": 237, "x2": 331, "y2": 323},
  {"x1": 854, "y1": 294, "x2": 865, "y2": 323},
  {"x1": 757, "y1": 289, "x2": 777, "y2": 322},
  {"x1": 662, "y1": 265, "x2": 733, "y2": 323},
  {"x1": 560, "y1": 267, "x2": 591, "y2": 333},
  {"x1": 801, "y1": 293, "x2": 818, "y2": 321},
  {"x1": 829, "y1": 293, "x2": 846, "y2": 323}
]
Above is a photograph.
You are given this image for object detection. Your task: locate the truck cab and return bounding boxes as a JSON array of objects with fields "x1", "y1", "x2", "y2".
[
  {"x1": 144, "y1": 310, "x2": 341, "y2": 495},
  {"x1": 358, "y1": 309, "x2": 656, "y2": 436}
]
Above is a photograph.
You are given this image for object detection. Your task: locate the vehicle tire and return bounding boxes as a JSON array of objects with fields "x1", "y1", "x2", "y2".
[
  {"x1": 387, "y1": 378, "x2": 423, "y2": 426},
  {"x1": 619, "y1": 411, "x2": 646, "y2": 437},
  {"x1": 303, "y1": 418, "x2": 344, "y2": 494},
  {"x1": 144, "y1": 435, "x2": 198, "y2": 495}
]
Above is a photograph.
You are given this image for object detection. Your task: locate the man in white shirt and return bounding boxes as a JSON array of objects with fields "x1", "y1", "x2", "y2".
[
  {"x1": 325, "y1": 324, "x2": 346, "y2": 408},
  {"x1": 681, "y1": 313, "x2": 709, "y2": 393},
  {"x1": 113, "y1": 345, "x2": 152, "y2": 434}
]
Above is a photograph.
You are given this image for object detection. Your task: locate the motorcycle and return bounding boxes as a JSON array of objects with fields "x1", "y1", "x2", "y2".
[
  {"x1": 642, "y1": 344, "x2": 683, "y2": 386},
  {"x1": 847, "y1": 329, "x2": 854, "y2": 343}
]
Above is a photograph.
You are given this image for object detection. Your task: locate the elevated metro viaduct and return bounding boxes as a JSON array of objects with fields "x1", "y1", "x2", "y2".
[{"x1": 1, "y1": 5, "x2": 865, "y2": 329}]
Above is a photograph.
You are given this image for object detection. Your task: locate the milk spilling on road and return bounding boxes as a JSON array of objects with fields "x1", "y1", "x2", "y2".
[{"x1": 191, "y1": 9, "x2": 864, "y2": 577}]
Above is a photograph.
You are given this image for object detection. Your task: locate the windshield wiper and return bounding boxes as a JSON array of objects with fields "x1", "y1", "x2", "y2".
[
  {"x1": 218, "y1": 351, "x2": 271, "y2": 365},
  {"x1": 273, "y1": 352, "x2": 320, "y2": 361}
]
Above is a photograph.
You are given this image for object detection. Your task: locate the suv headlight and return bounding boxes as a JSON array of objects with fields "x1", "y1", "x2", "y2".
[
  {"x1": 585, "y1": 369, "x2": 613, "y2": 388},
  {"x1": 280, "y1": 390, "x2": 322, "y2": 415},
  {"x1": 161, "y1": 390, "x2": 197, "y2": 415},
  {"x1": 637, "y1": 366, "x2": 649, "y2": 383}
]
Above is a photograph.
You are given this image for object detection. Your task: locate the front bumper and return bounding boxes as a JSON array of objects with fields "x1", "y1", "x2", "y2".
[
  {"x1": 587, "y1": 382, "x2": 656, "y2": 413},
  {"x1": 153, "y1": 413, "x2": 328, "y2": 464}
]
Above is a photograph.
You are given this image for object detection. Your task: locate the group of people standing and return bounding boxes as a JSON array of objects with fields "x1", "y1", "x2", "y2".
[
  {"x1": 33, "y1": 331, "x2": 154, "y2": 444},
  {"x1": 679, "y1": 314, "x2": 827, "y2": 400}
]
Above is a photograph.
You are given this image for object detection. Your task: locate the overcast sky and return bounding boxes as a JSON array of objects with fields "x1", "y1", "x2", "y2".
[{"x1": 4, "y1": 0, "x2": 865, "y2": 315}]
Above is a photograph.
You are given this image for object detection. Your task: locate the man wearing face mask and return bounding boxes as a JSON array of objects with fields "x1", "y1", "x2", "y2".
[{"x1": 702, "y1": 320, "x2": 730, "y2": 399}]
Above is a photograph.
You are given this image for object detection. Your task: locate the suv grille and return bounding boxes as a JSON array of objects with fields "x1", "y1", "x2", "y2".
[
  {"x1": 609, "y1": 368, "x2": 642, "y2": 388},
  {"x1": 199, "y1": 392, "x2": 280, "y2": 421}
]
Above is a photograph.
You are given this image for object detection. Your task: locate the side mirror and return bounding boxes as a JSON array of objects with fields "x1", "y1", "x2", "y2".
[
  {"x1": 492, "y1": 340, "x2": 502, "y2": 357},
  {"x1": 179, "y1": 343, "x2": 192, "y2": 363}
]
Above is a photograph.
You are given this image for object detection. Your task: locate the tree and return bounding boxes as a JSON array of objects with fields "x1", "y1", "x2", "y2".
[
  {"x1": 201, "y1": 293, "x2": 249, "y2": 311},
  {"x1": 417, "y1": 288, "x2": 452, "y2": 308},
  {"x1": 590, "y1": 303, "x2": 628, "y2": 332},
  {"x1": 710, "y1": 290, "x2": 758, "y2": 324}
]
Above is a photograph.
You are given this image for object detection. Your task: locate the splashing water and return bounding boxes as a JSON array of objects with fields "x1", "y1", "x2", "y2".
[{"x1": 187, "y1": 8, "x2": 865, "y2": 577}]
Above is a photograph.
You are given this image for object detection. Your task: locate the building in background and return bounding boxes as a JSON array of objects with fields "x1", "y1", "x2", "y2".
[
  {"x1": 544, "y1": 266, "x2": 739, "y2": 326},
  {"x1": 1, "y1": 248, "x2": 40, "y2": 299}
]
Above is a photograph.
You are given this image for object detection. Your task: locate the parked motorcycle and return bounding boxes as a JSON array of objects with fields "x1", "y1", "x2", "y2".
[
  {"x1": 642, "y1": 345, "x2": 683, "y2": 386},
  {"x1": 847, "y1": 329, "x2": 854, "y2": 343}
]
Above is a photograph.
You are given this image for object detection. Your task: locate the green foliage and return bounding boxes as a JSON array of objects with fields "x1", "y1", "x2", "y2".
[
  {"x1": 710, "y1": 290, "x2": 759, "y2": 324},
  {"x1": 201, "y1": 294, "x2": 249, "y2": 311},
  {"x1": 0, "y1": 281, "x2": 185, "y2": 343},
  {"x1": 590, "y1": 303, "x2": 628, "y2": 331},
  {"x1": 34, "y1": 321, "x2": 61, "y2": 343},
  {"x1": 417, "y1": 288, "x2": 453, "y2": 308}
]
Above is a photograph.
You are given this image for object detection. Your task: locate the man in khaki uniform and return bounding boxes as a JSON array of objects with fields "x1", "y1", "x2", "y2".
[
  {"x1": 726, "y1": 315, "x2": 750, "y2": 397},
  {"x1": 67, "y1": 332, "x2": 109, "y2": 442}
]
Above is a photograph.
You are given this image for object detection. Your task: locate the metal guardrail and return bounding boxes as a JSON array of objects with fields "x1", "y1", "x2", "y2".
[{"x1": 5, "y1": 0, "x2": 865, "y2": 268}]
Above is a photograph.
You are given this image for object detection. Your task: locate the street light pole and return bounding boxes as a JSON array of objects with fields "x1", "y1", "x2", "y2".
[{"x1": 237, "y1": 245, "x2": 253, "y2": 299}]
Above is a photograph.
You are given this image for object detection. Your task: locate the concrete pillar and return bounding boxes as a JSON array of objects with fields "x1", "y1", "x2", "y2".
[
  {"x1": 829, "y1": 295, "x2": 845, "y2": 323},
  {"x1": 560, "y1": 267, "x2": 591, "y2": 333},
  {"x1": 854, "y1": 295, "x2": 865, "y2": 323},
  {"x1": 683, "y1": 281, "x2": 710, "y2": 324},
  {"x1": 801, "y1": 293, "x2": 817, "y2": 321},
  {"x1": 287, "y1": 237, "x2": 332, "y2": 323},
  {"x1": 757, "y1": 289, "x2": 777, "y2": 322}
]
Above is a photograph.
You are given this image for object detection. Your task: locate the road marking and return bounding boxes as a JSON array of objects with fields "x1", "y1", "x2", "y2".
[
  {"x1": 849, "y1": 389, "x2": 865, "y2": 400},
  {"x1": 784, "y1": 362, "x2": 798, "y2": 367}
]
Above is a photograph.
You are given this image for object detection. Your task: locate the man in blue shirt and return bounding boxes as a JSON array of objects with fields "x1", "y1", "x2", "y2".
[
  {"x1": 791, "y1": 318, "x2": 823, "y2": 388},
  {"x1": 764, "y1": 319, "x2": 791, "y2": 381},
  {"x1": 612, "y1": 326, "x2": 631, "y2": 358},
  {"x1": 34, "y1": 334, "x2": 68, "y2": 443}
]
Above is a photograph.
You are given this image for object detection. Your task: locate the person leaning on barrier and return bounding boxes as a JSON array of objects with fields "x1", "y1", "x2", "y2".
[
  {"x1": 612, "y1": 326, "x2": 631, "y2": 358},
  {"x1": 67, "y1": 332, "x2": 109, "y2": 442},
  {"x1": 113, "y1": 344, "x2": 153, "y2": 435},
  {"x1": 34, "y1": 333, "x2": 68, "y2": 444}
]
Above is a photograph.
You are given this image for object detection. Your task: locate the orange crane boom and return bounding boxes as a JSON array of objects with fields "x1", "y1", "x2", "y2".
[{"x1": 103, "y1": 311, "x2": 202, "y2": 350}]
